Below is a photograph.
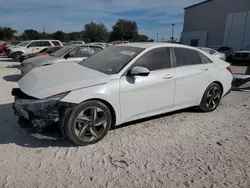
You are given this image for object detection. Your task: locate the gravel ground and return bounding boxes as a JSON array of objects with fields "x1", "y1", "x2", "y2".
[{"x1": 0, "y1": 57, "x2": 250, "y2": 188}]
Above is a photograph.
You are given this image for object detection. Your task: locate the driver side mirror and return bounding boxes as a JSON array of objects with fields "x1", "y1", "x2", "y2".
[{"x1": 127, "y1": 66, "x2": 150, "y2": 77}]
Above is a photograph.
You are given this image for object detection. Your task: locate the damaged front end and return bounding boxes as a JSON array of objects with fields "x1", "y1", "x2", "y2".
[{"x1": 12, "y1": 88, "x2": 74, "y2": 139}]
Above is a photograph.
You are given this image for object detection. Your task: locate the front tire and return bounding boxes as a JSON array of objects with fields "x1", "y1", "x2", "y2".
[
  {"x1": 199, "y1": 83, "x2": 222, "y2": 112},
  {"x1": 13, "y1": 52, "x2": 23, "y2": 61},
  {"x1": 65, "y1": 100, "x2": 112, "y2": 146}
]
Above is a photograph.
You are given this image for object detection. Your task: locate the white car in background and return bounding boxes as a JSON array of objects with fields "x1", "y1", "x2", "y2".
[
  {"x1": 197, "y1": 47, "x2": 226, "y2": 61},
  {"x1": 12, "y1": 43, "x2": 233, "y2": 146},
  {"x1": 66, "y1": 41, "x2": 85, "y2": 45},
  {"x1": 9, "y1": 40, "x2": 63, "y2": 60}
]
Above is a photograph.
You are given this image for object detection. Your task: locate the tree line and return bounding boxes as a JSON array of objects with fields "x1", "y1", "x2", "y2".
[{"x1": 0, "y1": 19, "x2": 154, "y2": 43}]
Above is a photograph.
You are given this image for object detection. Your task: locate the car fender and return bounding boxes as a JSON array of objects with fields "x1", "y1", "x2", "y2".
[
  {"x1": 12, "y1": 49, "x2": 25, "y2": 54},
  {"x1": 60, "y1": 80, "x2": 122, "y2": 125}
]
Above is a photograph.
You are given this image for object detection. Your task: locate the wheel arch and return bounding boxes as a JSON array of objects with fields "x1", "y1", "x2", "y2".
[
  {"x1": 212, "y1": 81, "x2": 224, "y2": 94},
  {"x1": 14, "y1": 51, "x2": 24, "y2": 54}
]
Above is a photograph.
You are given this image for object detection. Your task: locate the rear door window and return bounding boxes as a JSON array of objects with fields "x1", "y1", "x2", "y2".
[
  {"x1": 28, "y1": 41, "x2": 41, "y2": 47},
  {"x1": 174, "y1": 48, "x2": 202, "y2": 66},
  {"x1": 197, "y1": 51, "x2": 212, "y2": 64},
  {"x1": 40, "y1": 41, "x2": 51, "y2": 47},
  {"x1": 90, "y1": 46, "x2": 103, "y2": 53},
  {"x1": 69, "y1": 46, "x2": 89, "y2": 57}
]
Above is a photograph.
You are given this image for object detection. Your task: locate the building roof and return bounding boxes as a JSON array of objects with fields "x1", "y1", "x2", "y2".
[{"x1": 184, "y1": 0, "x2": 212, "y2": 10}]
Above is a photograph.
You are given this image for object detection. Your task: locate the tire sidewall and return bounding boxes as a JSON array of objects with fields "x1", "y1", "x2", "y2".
[{"x1": 65, "y1": 101, "x2": 112, "y2": 146}]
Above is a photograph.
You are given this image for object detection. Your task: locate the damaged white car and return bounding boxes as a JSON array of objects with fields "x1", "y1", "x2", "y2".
[{"x1": 12, "y1": 43, "x2": 233, "y2": 146}]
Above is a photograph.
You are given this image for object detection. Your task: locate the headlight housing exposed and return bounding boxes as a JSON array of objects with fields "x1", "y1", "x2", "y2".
[{"x1": 46, "y1": 91, "x2": 70, "y2": 100}]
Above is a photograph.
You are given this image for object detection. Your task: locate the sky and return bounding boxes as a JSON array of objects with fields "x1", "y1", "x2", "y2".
[{"x1": 0, "y1": 0, "x2": 204, "y2": 41}]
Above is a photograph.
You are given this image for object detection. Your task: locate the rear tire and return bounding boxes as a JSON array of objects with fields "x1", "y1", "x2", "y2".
[
  {"x1": 199, "y1": 83, "x2": 222, "y2": 112},
  {"x1": 65, "y1": 100, "x2": 112, "y2": 146}
]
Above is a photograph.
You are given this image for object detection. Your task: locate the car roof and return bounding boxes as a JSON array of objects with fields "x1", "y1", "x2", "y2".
[
  {"x1": 74, "y1": 44, "x2": 105, "y2": 48},
  {"x1": 30, "y1": 40, "x2": 60, "y2": 41},
  {"x1": 118, "y1": 42, "x2": 196, "y2": 49}
]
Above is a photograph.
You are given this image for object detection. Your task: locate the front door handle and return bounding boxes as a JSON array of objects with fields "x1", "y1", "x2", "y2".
[
  {"x1": 202, "y1": 68, "x2": 209, "y2": 71},
  {"x1": 163, "y1": 74, "x2": 173, "y2": 79}
]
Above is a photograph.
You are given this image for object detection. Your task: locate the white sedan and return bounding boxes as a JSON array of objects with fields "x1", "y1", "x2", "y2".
[
  {"x1": 12, "y1": 43, "x2": 233, "y2": 145},
  {"x1": 197, "y1": 47, "x2": 226, "y2": 61}
]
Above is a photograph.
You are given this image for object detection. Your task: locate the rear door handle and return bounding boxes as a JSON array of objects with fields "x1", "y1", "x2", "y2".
[
  {"x1": 163, "y1": 74, "x2": 173, "y2": 79},
  {"x1": 202, "y1": 68, "x2": 209, "y2": 71}
]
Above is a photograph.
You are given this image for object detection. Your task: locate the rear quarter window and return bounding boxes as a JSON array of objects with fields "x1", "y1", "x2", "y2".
[{"x1": 197, "y1": 51, "x2": 213, "y2": 64}]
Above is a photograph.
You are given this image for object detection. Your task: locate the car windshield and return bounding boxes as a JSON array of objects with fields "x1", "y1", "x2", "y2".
[
  {"x1": 80, "y1": 46, "x2": 144, "y2": 75},
  {"x1": 242, "y1": 45, "x2": 250, "y2": 51},
  {"x1": 50, "y1": 46, "x2": 74, "y2": 57},
  {"x1": 19, "y1": 41, "x2": 30, "y2": 46}
]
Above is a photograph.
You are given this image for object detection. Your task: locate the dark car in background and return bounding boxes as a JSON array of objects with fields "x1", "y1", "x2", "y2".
[
  {"x1": 210, "y1": 46, "x2": 234, "y2": 62},
  {"x1": 232, "y1": 45, "x2": 250, "y2": 66}
]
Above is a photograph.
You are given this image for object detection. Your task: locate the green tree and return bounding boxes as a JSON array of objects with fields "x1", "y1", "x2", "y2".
[
  {"x1": 109, "y1": 19, "x2": 139, "y2": 42},
  {"x1": 22, "y1": 29, "x2": 40, "y2": 40},
  {"x1": 67, "y1": 32, "x2": 82, "y2": 41},
  {"x1": 51, "y1": 31, "x2": 66, "y2": 41},
  {"x1": 0, "y1": 27, "x2": 17, "y2": 40},
  {"x1": 83, "y1": 22, "x2": 109, "y2": 42},
  {"x1": 137, "y1": 34, "x2": 149, "y2": 42}
]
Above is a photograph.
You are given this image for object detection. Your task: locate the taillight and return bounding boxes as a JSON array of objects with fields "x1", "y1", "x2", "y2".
[{"x1": 226, "y1": 66, "x2": 232, "y2": 73}]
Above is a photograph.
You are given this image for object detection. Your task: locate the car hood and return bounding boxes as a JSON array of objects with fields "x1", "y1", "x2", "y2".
[
  {"x1": 22, "y1": 55, "x2": 61, "y2": 65},
  {"x1": 234, "y1": 51, "x2": 250, "y2": 53},
  {"x1": 18, "y1": 63, "x2": 110, "y2": 99},
  {"x1": 11, "y1": 46, "x2": 26, "y2": 51}
]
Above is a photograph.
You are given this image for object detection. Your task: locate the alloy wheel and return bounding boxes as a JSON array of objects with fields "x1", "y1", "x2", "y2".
[
  {"x1": 205, "y1": 86, "x2": 221, "y2": 110},
  {"x1": 73, "y1": 107, "x2": 107, "y2": 142}
]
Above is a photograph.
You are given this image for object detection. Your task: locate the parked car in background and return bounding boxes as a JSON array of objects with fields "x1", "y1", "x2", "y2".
[
  {"x1": 5, "y1": 41, "x2": 27, "y2": 57},
  {"x1": 4, "y1": 41, "x2": 21, "y2": 47},
  {"x1": 197, "y1": 47, "x2": 226, "y2": 61},
  {"x1": 20, "y1": 44, "x2": 104, "y2": 74},
  {"x1": 0, "y1": 43, "x2": 5, "y2": 54},
  {"x1": 19, "y1": 46, "x2": 63, "y2": 62},
  {"x1": 66, "y1": 41, "x2": 85, "y2": 45},
  {"x1": 9, "y1": 40, "x2": 63, "y2": 60},
  {"x1": 12, "y1": 43, "x2": 232, "y2": 145},
  {"x1": 232, "y1": 45, "x2": 250, "y2": 66},
  {"x1": 210, "y1": 46, "x2": 234, "y2": 62},
  {"x1": 89, "y1": 42, "x2": 109, "y2": 48},
  {"x1": 108, "y1": 41, "x2": 129, "y2": 46}
]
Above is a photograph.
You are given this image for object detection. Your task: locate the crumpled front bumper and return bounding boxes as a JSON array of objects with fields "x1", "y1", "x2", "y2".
[
  {"x1": 11, "y1": 88, "x2": 75, "y2": 138},
  {"x1": 12, "y1": 98, "x2": 60, "y2": 130}
]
